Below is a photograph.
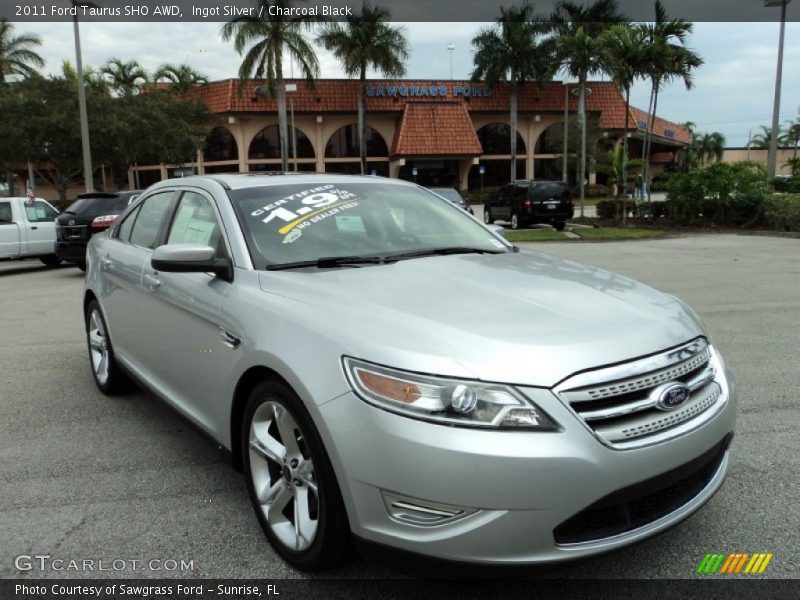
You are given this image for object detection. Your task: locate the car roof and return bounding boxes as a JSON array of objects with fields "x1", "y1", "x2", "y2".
[{"x1": 147, "y1": 173, "x2": 418, "y2": 192}]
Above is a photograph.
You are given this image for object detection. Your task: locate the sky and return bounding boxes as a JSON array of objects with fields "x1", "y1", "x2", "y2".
[{"x1": 17, "y1": 20, "x2": 800, "y2": 147}]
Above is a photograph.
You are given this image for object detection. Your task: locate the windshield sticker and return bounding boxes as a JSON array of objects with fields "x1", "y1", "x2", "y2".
[
  {"x1": 282, "y1": 229, "x2": 303, "y2": 244},
  {"x1": 250, "y1": 186, "x2": 360, "y2": 240}
]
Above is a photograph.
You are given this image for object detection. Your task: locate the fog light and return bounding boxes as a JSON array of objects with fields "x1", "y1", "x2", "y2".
[{"x1": 446, "y1": 384, "x2": 478, "y2": 414}]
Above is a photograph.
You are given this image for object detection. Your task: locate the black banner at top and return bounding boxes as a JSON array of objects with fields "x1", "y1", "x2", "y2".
[{"x1": 2, "y1": 0, "x2": 799, "y2": 23}]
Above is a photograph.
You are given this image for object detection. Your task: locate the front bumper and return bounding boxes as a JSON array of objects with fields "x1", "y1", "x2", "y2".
[{"x1": 315, "y1": 372, "x2": 736, "y2": 564}]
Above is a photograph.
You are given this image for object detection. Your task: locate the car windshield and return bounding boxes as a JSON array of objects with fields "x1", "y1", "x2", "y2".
[
  {"x1": 430, "y1": 188, "x2": 463, "y2": 204},
  {"x1": 230, "y1": 182, "x2": 510, "y2": 268}
]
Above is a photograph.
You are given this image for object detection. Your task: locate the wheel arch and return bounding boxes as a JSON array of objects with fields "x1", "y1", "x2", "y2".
[{"x1": 230, "y1": 365, "x2": 293, "y2": 472}]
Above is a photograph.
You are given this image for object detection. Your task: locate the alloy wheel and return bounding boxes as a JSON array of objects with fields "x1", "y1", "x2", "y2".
[
  {"x1": 248, "y1": 401, "x2": 319, "y2": 552},
  {"x1": 88, "y1": 309, "x2": 110, "y2": 385}
]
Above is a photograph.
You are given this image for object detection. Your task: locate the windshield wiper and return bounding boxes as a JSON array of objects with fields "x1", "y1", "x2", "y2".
[
  {"x1": 385, "y1": 246, "x2": 506, "y2": 261},
  {"x1": 266, "y1": 255, "x2": 385, "y2": 271}
]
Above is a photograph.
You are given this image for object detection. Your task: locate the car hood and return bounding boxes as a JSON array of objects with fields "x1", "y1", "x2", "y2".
[{"x1": 257, "y1": 250, "x2": 705, "y2": 387}]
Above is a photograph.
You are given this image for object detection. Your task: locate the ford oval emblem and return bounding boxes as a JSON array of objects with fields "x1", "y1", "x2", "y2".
[{"x1": 651, "y1": 382, "x2": 691, "y2": 411}]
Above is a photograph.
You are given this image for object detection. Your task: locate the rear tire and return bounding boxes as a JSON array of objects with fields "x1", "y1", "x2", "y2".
[
  {"x1": 243, "y1": 380, "x2": 350, "y2": 570},
  {"x1": 483, "y1": 208, "x2": 493, "y2": 224},
  {"x1": 553, "y1": 221, "x2": 566, "y2": 232},
  {"x1": 85, "y1": 300, "x2": 130, "y2": 395},
  {"x1": 76, "y1": 261, "x2": 87, "y2": 272},
  {"x1": 40, "y1": 254, "x2": 61, "y2": 267},
  {"x1": 511, "y1": 213, "x2": 521, "y2": 230}
]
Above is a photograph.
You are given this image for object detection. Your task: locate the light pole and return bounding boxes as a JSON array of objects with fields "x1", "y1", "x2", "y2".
[
  {"x1": 561, "y1": 76, "x2": 578, "y2": 185},
  {"x1": 765, "y1": 0, "x2": 792, "y2": 179},
  {"x1": 286, "y1": 83, "x2": 298, "y2": 172},
  {"x1": 71, "y1": 0, "x2": 99, "y2": 193},
  {"x1": 447, "y1": 43, "x2": 455, "y2": 79}
]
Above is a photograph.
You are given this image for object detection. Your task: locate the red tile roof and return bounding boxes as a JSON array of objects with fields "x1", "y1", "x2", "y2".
[
  {"x1": 191, "y1": 79, "x2": 690, "y2": 146},
  {"x1": 390, "y1": 102, "x2": 482, "y2": 157}
]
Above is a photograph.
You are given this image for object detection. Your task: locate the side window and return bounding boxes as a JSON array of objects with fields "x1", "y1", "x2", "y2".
[
  {"x1": 166, "y1": 192, "x2": 224, "y2": 255},
  {"x1": 0, "y1": 202, "x2": 12, "y2": 223},
  {"x1": 116, "y1": 204, "x2": 141, "y2": 242},
  {"x1": 129, "y1": 192, "x2": 174, "y2": 249},
  {"x1": 24, "y1": 200, "x2": 57, "y2": 222}
]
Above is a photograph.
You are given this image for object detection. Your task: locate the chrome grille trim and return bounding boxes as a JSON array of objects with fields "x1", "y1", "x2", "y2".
[{"x1": 554, "y1": 339, "x2": 727, "y2": 450}]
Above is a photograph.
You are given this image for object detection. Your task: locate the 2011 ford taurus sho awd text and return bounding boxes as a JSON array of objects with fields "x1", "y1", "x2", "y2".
[{"x1": 83, "y1": 174, "x2": 735, "y2": 570}]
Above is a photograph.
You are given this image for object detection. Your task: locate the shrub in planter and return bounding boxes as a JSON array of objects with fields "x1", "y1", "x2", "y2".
[
  {"x1": 763, "y1": 194, "x2": 800, "y2": 231},
  {"x1": 595, "y1": 199, "x2": 618, "y2": 219}
]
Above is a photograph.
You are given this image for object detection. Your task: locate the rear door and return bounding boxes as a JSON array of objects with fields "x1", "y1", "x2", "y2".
[
  {"x1": 97, "y1": 190, "x2": 177, "y2": 369},
  {"x1": 493, "y1": 185, "x2": 512, "y2": 220},
  {"x1": 0, "y1": 200, "x2": 21, "y2": 258},
  {"x1": 21, "y1": 200, "x2": 58, "y2": 255}
]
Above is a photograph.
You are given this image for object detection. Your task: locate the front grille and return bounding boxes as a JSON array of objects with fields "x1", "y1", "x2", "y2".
[
  {"x1": 57, "y1": 224, "x2": 87, "y2": 241},
  {"x1": 555, "y1": 339, "x2": 725, "y2": 449},
  {"x1": 554, "y1": 434, "x2": 731, "y2": 545}
]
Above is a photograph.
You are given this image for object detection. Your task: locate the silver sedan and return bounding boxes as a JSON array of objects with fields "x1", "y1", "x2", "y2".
[{"x1": 84, "y1": 174, "x2": 736, "y2": 570}]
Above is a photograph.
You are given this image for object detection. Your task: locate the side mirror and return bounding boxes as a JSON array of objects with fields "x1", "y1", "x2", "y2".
[
  {"x1": 489, "y1": 224, "x2": 506, "y2": 238},
  {"x1": 151, "y1": 244, "x2": 233, "y2": 282}
]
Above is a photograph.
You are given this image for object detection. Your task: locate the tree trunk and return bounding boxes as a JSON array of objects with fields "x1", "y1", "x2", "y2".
[
  {"x1": 510, "y1": 81, "x2": 518, "y2": 182},
  {"x1": 622, "y1": 87, "x2": 630, "y2": 225},
  {"x1": 578, "y1": 75, "x2": 587, "y2": 218},
  {"x1": 275, "y1": 56, "x2": 289, "y2": 172},
  {"x1": 645, "y1": 86, "x2": 660, "y2": 204},
  {"x1": 358, "y1": 67, "x2": 367, "y2": 175}
]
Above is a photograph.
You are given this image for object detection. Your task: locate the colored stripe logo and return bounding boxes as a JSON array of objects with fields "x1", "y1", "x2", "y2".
[{"x1": 697, "y1": 552, "x2": 773, "y2": 574}]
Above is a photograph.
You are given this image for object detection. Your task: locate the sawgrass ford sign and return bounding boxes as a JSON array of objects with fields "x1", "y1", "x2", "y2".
[{"x1": 367, "y1": 83, "x2": 492, "y2": 98}]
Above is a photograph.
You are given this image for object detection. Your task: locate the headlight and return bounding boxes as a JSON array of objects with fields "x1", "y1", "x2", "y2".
[{"x1": 343, "y1": 357, "x2": 559, "y2": 430}]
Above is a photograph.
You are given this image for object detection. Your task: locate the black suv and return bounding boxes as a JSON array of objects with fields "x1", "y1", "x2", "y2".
[
  {"x1": 483, "y1": 180, "x2": 574, "y2": 230},
  {"x1": 56, "y1": 191, "x2": 141, "y2": 270}
]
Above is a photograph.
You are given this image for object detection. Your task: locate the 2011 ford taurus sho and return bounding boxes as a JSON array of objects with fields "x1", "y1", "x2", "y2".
[{"x1": 84, "y1": 174, "x2": 735, "y2": 570}]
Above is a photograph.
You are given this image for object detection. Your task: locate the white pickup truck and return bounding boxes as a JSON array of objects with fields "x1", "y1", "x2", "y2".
[{"x1": 0, "y1": 197, "x2": 61, "y2": 266}]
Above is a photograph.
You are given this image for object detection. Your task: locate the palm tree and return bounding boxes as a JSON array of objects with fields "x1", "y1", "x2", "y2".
[
  {"x1": 0, "y1": 19, "x2": 44, "y2": 83},
  {"x1": 550, "y1": 0, "x2": 626, "y2": 216},
  {"x1": 749, "y1": 125, "x2": 779, "y2": 149},
  {"x1": 222, "y1": 0, "x2": 319, "y2": 171},
  {"x1": 600, "y1": 23, "x2": 649, "y2": 223},
  {"x1": 101, "y1": 58, "x2": 149, "y2": 96},
  {"x1": 318, "y1": 3, "x2": 408, "y2": 175},
  {"x1": 696, "y1": 131, "x2": 725, "y2": 165},
  {"x1": 472, "y1": 2, "x2": 553, "y2": 183},
  {"x1": 640, "y1": 1, "x2": 702, "y2": 201},
  {"x1": 154, "y1": 63, "x2": 209, "y2": 96},
  {"x1": 783, "y1": 117, "x2": 800, "y2": 158}
]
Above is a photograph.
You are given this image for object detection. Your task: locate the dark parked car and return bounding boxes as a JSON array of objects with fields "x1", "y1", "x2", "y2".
[
  {"x1": 484, "y1": 180, "x2": 574, "y2": 231},
  {"x1": 428, "y1": 187, "x2": 474, "y2": 214},
  {"x1": 56, "y1": 191, "x2": 141, "y2": 270}
]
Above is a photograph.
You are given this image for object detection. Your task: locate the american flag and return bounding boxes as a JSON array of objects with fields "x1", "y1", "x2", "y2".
[{"x1": 25, "y1": 182, "x2": 36, "y2": 205}]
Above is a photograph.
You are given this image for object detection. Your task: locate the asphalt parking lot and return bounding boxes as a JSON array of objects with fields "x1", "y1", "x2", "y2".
[{"x1": 1, "y1": 233, "x2": 798, "y2": 580}]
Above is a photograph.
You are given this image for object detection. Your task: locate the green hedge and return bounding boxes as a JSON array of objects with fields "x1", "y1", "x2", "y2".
[{"x1": 763, "y1": 194, "x2": 800, "y2": 231}]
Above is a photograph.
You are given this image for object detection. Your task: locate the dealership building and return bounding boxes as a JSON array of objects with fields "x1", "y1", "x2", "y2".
[{"x1": 128, "y1": 78, "x2": 691, "y2": 191}]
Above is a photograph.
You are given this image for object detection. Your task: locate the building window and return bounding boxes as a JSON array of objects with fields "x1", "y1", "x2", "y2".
[
  {"x1": 249, "y1": 125, "x2": 315, "y2": 159},
  {"x1": 534, "y1": 123, "x2": 564, "y2": 155},
  {"x1": 325, "y1": 125, "x2": 388, "y2": 158},
  {"x1": 204, "y1": 127, "x2": 238, "y2": 162},
  {"x1": 476, "y1": 123, "x2": 526, "y2": 156},
  {"x1": 326, "y1": 161, "x2": 390, "y2": 177}
]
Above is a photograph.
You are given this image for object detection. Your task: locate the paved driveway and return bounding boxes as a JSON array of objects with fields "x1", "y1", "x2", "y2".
[{"x1": 1, "y1": 234, "x2": 798, "y2": 579}]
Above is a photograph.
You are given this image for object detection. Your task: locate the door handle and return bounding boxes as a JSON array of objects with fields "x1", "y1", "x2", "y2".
[
  {"x1": 31, "y1": 226, "x2": 38, "y2": 230},
  {"x1": 144, "y1": 273, "x2": 161, "y2": 289}
]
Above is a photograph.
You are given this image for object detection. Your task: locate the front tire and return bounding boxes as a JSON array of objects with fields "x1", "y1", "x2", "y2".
[
  {"x1": 483, "y1": 207, "x2": 493, "y2": 224},
  {"x1": 243, "y1": 380, "x2": 350, "y2": 570},
  {"x1": 85, "y1": 300, "x2": 129, "y2": 395}
]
